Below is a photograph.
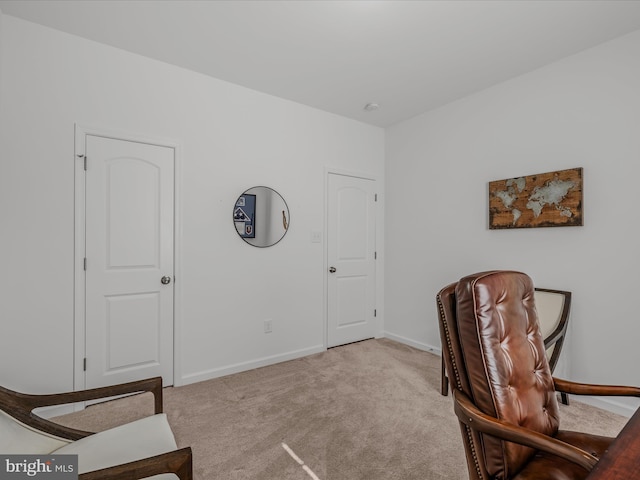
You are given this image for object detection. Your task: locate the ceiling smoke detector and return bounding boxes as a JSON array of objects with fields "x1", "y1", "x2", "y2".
[{"x1": 363, "y1": 103, "x2": 380, "y2": 112}]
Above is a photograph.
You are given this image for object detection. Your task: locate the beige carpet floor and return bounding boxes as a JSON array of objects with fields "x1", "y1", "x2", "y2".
[{"x1": 56, "y1": 338, "x2": 628, "y2": 479}]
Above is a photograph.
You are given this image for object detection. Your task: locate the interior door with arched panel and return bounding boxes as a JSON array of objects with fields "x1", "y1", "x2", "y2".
[
  {"x1": 327, "y1": 173, "x2": 377, "y2": 348},
  {"x1": 84, "y1": 134, "x2": 175, "y2": 388}
]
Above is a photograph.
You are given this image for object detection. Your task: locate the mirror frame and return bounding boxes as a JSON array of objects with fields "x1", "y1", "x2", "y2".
[{"x1": 233, "y1": 186, "x2": 290, "y2": 248}]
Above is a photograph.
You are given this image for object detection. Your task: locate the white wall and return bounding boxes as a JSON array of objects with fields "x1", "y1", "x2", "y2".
[
  {"x1": 385, "y1": 30, "x2": 640, "y2": 415},
  {"x1": 0, "y1": 15, "x2": 384, "y2": 393},
  {"x1": 0, "y1": 6, "x2": 3, "y2": 102}
]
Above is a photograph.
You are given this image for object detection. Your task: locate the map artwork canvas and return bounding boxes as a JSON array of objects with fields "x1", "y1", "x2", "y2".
[{"x1": 489, "y1": 168, "x2": 583, "y2": 229}]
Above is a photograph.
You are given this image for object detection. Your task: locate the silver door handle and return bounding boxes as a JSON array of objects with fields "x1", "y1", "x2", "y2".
[
  {"x1": 161, "y1": 276, "x2": 172, "y2": 285},
  {"x1": 329, "y1": 267, "x2": 336, "y2": 273}
]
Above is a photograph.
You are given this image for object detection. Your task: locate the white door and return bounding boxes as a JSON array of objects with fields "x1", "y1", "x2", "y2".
[
  {"x1": 327, "y1": 173, "x2": 377, "y2": 348},
  {"x1": 84, "y1": 135, "x2": 174, "y2": 388}
]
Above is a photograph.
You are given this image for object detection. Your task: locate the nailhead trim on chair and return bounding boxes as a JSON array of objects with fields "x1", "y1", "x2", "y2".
[
  {"x1": 437, "y1": 295, "x2": 485, "y2": 480},
  {"x1": 437, "y1": 297, "x2": 463, "y2": 391},
  {"x1": 465, "y1": 424, "x2": 484, "y2": 480}
]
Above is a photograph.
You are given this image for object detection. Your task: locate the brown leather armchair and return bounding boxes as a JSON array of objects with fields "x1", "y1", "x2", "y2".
[{"x1": 437, "y1": 270, "x2": 640, "y2": 480}]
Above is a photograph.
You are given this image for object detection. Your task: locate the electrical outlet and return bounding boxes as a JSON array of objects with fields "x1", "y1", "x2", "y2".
[
  {"x1": 311, "y1": 230, "x2": 322, "y2": 243},
  {"x1": 264, "y1": 319, "x2": 272, "y2": 333}
]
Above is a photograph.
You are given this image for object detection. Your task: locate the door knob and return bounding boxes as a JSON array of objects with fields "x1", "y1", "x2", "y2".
[
  {"x1": 329, "y1": 267, "x2": 337, "y2": 273},
  {"x1": 161, "y1": 276, "x2": 172, "y2": 285}
]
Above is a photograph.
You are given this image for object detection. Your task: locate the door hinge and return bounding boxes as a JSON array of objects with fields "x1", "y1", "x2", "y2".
[
  {"x1": 83, "y1": 358, "x2": 87, "y2": 371},
  {"x1": 374, "y1": 309, "x2": 377, "y2": 317},
  {"x1": 83, "y1": 258, "x2": 87, "y2": 271},
  {"x1": 374, "y1": 251, "x2": 377, "y2": 260},
  {"x1": 375, "y1": 193, "x2": 378, "y2": 202},
  {"x1": 84, "y1": 156, "x2": 87, "y2": 171}
]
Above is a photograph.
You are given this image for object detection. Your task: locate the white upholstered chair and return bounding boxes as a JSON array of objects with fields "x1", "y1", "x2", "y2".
[
  {"x1": 441, "y1": 287, "x2": 572, "y2": 405},
  {"x1": 0, "y1": 377, "x2": 192, "y2": 479}
]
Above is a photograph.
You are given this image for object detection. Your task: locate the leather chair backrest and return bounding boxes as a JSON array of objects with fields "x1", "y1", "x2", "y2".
[
  {"x1": 438, "y1": 281, "x2": 491, "y2": 480},
  {"x1": 440, "y1": 271, "x2": 560, "y2": 479}
]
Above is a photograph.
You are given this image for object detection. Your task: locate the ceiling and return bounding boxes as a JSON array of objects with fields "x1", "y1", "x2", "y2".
[{"x1": 2, "y1": 0, "x2": 640, "y2": 127}]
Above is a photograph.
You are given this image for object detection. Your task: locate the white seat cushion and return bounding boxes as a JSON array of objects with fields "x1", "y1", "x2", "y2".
[
  {"x1": 534, "y1": 290, "x2": 564, "y2": 338},
  {"x1": 534, "y1": 290, "x2": 566, "y2": 360},
  {"x1": 0, "y1": 409, "x2": 71, "y2": 454},
  {"x1": 53, "y1": 413, "x2": 178, "y2": 479}
]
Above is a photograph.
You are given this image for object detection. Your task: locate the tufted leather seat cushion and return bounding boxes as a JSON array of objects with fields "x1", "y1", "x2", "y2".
[
  {"x1": 455, "y1": 271, "x2": 561, "y2": 479},
  {"x1": 513, "y1": 431, "x2": 612, "y2": 480}
]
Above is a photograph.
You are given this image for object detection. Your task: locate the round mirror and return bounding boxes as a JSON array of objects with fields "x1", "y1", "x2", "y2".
[{"x1": 233, "y1": 186, "x2": 290, "y2": 247}]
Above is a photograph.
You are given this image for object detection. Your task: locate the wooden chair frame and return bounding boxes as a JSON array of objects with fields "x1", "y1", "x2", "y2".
[{"x1": 0, "y1": 377, "x2": 192, "y2": 480}]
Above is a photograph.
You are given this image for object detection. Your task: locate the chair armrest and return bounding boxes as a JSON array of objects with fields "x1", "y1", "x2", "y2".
[
  {"x1": 452, "y1": 390, "x2": 597, "y2": 471},
  {"x1": 0, "y1": 377, "x2": 164, "y2": 440},
  {"x1": 78, "y1": 447, "x2": 193, "y2": 480},
  {"x1": 553, "y1": 378, "x2": 640, "y2": 397},
  {"x1": 12, "y1": 377, "x2": 163, "y2": 412}
]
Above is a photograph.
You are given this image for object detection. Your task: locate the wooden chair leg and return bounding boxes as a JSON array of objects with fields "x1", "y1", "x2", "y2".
[{"x1": 441, "y1": 355, "x2": 449, "y2": 396}]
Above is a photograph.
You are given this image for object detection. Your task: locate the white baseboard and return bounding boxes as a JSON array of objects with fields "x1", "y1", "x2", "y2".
[
  {"x1": 570, "y1": 395, "x2": 639, "y2": 418},
  {"x1": 178, "y1": 344, "x2": 326, "y2": 386},
  {"x1": 383, "y1": 331, "x2": 441, "y2": 356}
]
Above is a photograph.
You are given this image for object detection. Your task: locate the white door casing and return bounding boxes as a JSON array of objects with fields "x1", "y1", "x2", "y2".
[
  {"x1": 82, "y1": 134, "x2": 175, "y2": 388},
  {"x1": 327, "y1": 173, "x2": 376, "y2": 348}
]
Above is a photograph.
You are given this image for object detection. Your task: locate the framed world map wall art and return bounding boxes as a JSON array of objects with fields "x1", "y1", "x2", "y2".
[{"x1": 488, "y1": 168, "x2": 583, "y2": 229}]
